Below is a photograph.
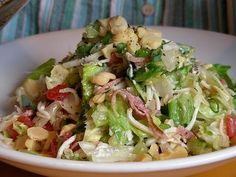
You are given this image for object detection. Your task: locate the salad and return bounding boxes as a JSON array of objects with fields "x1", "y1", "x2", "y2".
[{"x1": 0, "y1": 16, "x2": 236, "y2": 162}]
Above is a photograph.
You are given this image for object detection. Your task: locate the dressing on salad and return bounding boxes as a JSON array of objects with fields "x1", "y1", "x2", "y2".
[{"x1": 1, "y1": 16, "x2": 236, "y2": 162}]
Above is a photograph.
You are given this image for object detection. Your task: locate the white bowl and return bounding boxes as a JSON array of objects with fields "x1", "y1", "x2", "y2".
[{"x1": 0, "y1": 27, "x2": 236, "y2": 177}]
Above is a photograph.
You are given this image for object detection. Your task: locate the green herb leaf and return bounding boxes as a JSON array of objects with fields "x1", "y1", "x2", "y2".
[
  {"x1": 101, "y1": 32, "x2": 112, "y2": 45},
  {"x1": 134, "y1": 62, "x2": 164, "y2": 82},
  {"x1": 150, "y1": 49, "x2": 162, "y2": 62},
  {"x1": 213, "y1": 64, "x2": 235, "y2": 91},
  {"x1": 76, "y1": 43, "x2": 94, "y2": 58},
  {"x1": 116, "y1": 42, "x2": 127, "y2": 54},
  {"x1": 135, "y1": 48, "x2": 151, "y2": 57}
]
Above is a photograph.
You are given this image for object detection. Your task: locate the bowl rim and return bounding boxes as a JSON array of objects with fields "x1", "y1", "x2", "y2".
[{"x1": 0, "y1": 145, "x2": 236, "y2": 173}]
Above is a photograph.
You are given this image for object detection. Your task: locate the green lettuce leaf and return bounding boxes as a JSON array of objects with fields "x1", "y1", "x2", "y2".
[
  {"x1": 91, "y1": 104, "x2": 109, "y2": 127},
  {"x1": 198, "y1": 102, "x2": 226, "y2": 120},
  {"x1": 134, "y1": 61, "x2": 165, "y2": 82},
  {"x1": 133, "y1": 141, "x2": 148, "y2": 155},
  {"x1": 105, "y1": 97, "x2": 132, "y2": 146},
  {"x1": 168, "y1": 92, "x2": 194, "y2": 126},
  {"x1": 83, "y1": 20, "x2": 100, "y2": 39},
  {"x1": 89, "y1": 96, "x2": 133, "y2": 146},
  {"x1": 197, "y1": 119, "x2": 230, "y2": 150},
  {"x1": 212, "y1": 64, "x2": 235, "y2": 91},
  {"x1": 167, "y1": 65, "x2": 192, "y2": 88},
  {"x1": 27, "y1": 58, "x2": 55, "y2": 80},
  {"x1": 187, "y1": 138, "x2": 212, "y2": 155},
  {"x1": 76, "y1": 43, "x2": 94, "y2": 58},
  {"x1": 81, "y1": 63, "x2": 103, "y2": 101}
]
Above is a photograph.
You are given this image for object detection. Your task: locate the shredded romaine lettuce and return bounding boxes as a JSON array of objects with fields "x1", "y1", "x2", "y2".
[
  {"x1": 168, "y1": 92, "x2": 194, "y2": 126},
  {"x1": 81, "y1": 63, "x2": 104, "y2": 101}
]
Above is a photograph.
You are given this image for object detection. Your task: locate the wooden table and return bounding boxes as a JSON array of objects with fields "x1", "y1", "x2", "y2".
[{"x1": 1, "y1": 159, "x2": 236, "y2": 177}]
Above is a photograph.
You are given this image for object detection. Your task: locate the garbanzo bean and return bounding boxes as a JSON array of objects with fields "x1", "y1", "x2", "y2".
[
  {"x1": 90, "y1": 72, "x2": 116, "y2": 86},
  {"x1": 27, "y1": 127, "x2": 49, "y2": 141}
]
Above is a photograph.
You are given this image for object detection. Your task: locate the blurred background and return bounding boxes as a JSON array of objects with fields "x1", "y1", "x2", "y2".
[{"x1": 0, "y1": 0, "x2": 236, "y2": 44}]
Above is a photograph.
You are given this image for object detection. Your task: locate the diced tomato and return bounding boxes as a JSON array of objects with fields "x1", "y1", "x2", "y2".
[
  {"x1": 43, "y1": 122, "x2": 54, "y2": 131},
  {"x1": 7, "y1": 124, "x2": 18, "y2": 140},
  {"x1": 61, "y1": 132, "x2": 72, "y2": 142},
  {"x1": 46, "y1": 84, "x2": 69, "y2": 101},
  {"x1": 17, "y1": 115, "x2": 34, "y2": 127},
  {"x1": 225, "y1": 115, "x2": 236, "y2": 138},
  {"x1": 50, "y1": 138, "x2": 57, "y2": 158}
]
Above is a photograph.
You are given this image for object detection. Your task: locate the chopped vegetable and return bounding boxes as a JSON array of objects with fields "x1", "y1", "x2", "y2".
[
  {"x1": 27, "y1": 58, "x2": 55, "y2": 80},
  {"x1": 168, "y1": 93, "x2": 194, "y2": 126},
  {"x1": 46, "y1": 84, "x2": 69, "y2": 101}
]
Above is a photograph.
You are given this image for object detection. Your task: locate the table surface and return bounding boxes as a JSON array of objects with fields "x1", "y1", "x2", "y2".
[{"x1": 1, "y1": 158, "x2": 236, "y2": 177}]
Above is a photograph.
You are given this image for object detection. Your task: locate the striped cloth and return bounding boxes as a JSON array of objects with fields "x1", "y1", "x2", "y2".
[{"x1": 0, "y1": 0, "x2": 236, "y2": 43}]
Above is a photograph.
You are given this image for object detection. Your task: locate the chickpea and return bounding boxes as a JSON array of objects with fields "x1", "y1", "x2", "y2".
[
  {"x1": 140, "y1": 34, "x2": 162, "y2": 49},
  {"x1": 99, "y1": 18, "x2": 109, "y2": 36},
  {"x1": 159, "y1": 146, "x2": 188, "y2": 160},
  {"x1": 90, "y1": 72, "x2": 116, "y2": 86},
  {"x1": 92, "y1": 93, "x2": 106, "y2": 104},
  {"x1": 25, "y1": 139, "x2": 41, "y2": 151},
  {"x1": 27, "y1": 127, "x2": 49, "y2": 141},
  {"x1": 108, "y1": 16, "x2": 128, "y2": 34}
]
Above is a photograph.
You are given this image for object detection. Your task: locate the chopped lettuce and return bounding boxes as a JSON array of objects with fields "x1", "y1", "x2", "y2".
[
  {"x1": 133, "y1": 141, "x2": 148, "y2": 155},
  {"x1": 212, "y1": 64, "x2": 235, "y2": 91},
  {"x1": 90, "y1": 96, "x2": 133, "y2": 146},
  {"x1": 76, "y1": 43, "x2": 94, "y2": 58},
  {"x1": 105, "y1": 97, "x2": 132, "y2": 146},
  {"x1": 151, "y1": 74, "x2": 174, "y2": 98},
  {"x1": 130, "y1": 125, "x2": 149, "y2": 140},
  {"x1": 134, "y1": 61, "x2": 165, "y2": 82},
  {"x1": 168, "y1": 92, "x2": 194, "y2": 126},
  {"x1": 198, "y1": 101, "x2": 226, "y2": 120},
  {"x1": 83, "y1": 20, "x2": 100, "y2": 39},
  {"x1": 197, "y1": 119, "x2": 230, "y2": 150},
  {"x1": 132, "y1": 80, "x2": 146, "y2": 101},
  {"x1": 83, "y1": 119, "x2": 104, "y2": 142},
  {"x1": 81, "y1": 63, "x2": 103, "y2": 101},
  {"x1": 167, "y1": 65, "x2": 192, "y2": 88},
  {"x1": 91, "y1": 142, "x2": 135, "y2": 162},
  {"x1": 91, "y1": 104, "x2": 109, "y2": 127},
  {"x1": 187, "y1": 138, "x2": 212, "y2": 155},
  {"x1": 27, "y1": 58, "x2": 55, "y2": 80},
  {"x1": 152, "y1": 116, "x2": 171, "y2": 130}
]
